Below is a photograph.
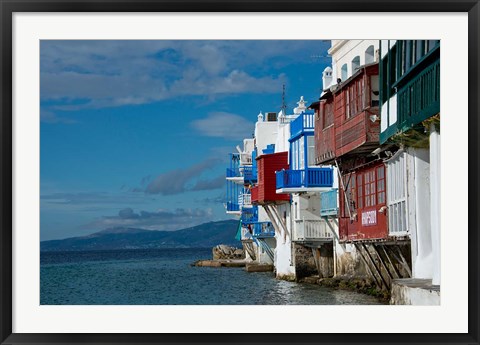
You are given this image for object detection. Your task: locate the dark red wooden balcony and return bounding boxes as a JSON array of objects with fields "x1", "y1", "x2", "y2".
[
  {"x1": 315, "y1": 64, "x2": 380, "y2": 164},
  {"x1": 334, "y1": 64, "x2": 380, "y2": 158},
  {"x1": 251, "y1": 152, "x2": 290, "y2": 205},
  {"x1": 314, "y1": 97, "x2": 336, "y2": 165}
]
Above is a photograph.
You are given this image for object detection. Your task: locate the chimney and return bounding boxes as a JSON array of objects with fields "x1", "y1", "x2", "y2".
[{"x1": 322, "y1": 66, "x2": 333, "y2": 91}]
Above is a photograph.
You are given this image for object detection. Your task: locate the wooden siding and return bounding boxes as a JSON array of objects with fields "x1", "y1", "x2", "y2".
[
  {"x1": 315, "y1": 64, "x2": 380, "y2": 165},
  {"x1": 251, "y1": 152, "x2": 290, "y2": 204},
  {"x1": 338, "y1": 161, "x2": 388, "y2": 241},
  {"x1": 314, "y1": 100, "x2": 336, "y2": 164}
]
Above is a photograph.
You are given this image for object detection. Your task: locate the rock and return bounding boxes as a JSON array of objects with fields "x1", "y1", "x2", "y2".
[
  {"x1": 212, "y1": 244, "x2": 245, "y2": 260},
  {"x1": 193, "y1": 260, "x2": 222, "y2": 267},
  {"x1": 245, "y1": 263, "x2": 273, "y2": 272}
]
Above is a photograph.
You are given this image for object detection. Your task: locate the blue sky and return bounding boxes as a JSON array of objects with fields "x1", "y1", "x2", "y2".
[{"x1": 40, "y1": 40, "x2": 330, "y2": 241}]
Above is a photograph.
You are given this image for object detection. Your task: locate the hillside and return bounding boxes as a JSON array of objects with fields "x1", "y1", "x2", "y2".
[{"x1": 40, "y1": 219, "x2": 239, "y2": 251}]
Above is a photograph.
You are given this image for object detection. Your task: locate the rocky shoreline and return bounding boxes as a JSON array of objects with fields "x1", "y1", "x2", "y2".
[
  {"x1": 193, "y1": 244, "x2": 388, "y2": 302},
  {"x1": 299, "y1": 275, "x2": 390, "y2": 301}
]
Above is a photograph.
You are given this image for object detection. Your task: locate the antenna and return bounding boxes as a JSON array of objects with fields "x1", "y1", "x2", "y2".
[{"x1": 281, "y1": 84, "x2": 287, "y2": 115}]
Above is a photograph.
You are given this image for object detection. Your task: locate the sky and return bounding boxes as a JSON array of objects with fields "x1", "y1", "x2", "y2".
[{"x1": 40, "y1": 40, "x2": 330, "y2": 241}]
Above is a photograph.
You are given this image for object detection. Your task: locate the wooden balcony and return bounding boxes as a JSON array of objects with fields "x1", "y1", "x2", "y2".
[
  {"x1": 239, "y1": 192, "x2": 252, "y2": 208},
  {"x1": 275, "y1": 168, "x2": 333, "y2": 193},
  {"x1": 314, "y1": 98, "x2": 336, "y2": 165},
  {"x1": 290, "y1": 111, "x2": 315, "y2": 140},
  {"x1": 315, "y1": 64, "x2": 380, "y2": 162},
  {"x1": 397, "y1": 57, "x2": 440, "y2": 131},
  {"x1": 251, "y1": 152, "x2": 290, "y2": 205},
  {"x1": 252, "y1": 221, "x2": 275, "y2": 238},
  {"x1": 292, "y1": 219, "x2": 333, "y2": 243}
]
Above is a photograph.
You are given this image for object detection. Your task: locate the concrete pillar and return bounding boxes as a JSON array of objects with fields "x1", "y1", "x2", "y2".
[
  {"x1": 430, "y1": 124, "x2": 441, "y2": 285},
  {"x1": 407, "y1": 148, "x2": 433, "y2": 279}
]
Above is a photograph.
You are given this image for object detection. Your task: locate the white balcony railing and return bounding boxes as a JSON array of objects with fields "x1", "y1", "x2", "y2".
[
  {"x1": 293, "y1": 219, "x2": 333, "y2": 242},
  {"x1": 240, "y1": 153, "x2": 253, "y2": 166},
  {"x1": 238, "y1": 193, "x2": 252, "y2": 208}
]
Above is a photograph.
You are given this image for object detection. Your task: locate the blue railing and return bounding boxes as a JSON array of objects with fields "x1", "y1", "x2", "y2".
[
  {"x1": 226, "y1": 202, "x2": 240, "y2": 212},
  {"x1": 252, "y1": 221, "x2": 275, "y2": 238},
  {"x1": 226, "y1": 179, "x2": 241, "y2": 213},
  {"x1": 242, "y1": 166, "x2": 257, "y2": 182},
  {"x1": 226, "y1": 167, "x2": 240, "y2": 178},
  {"x1": 320, "y1": 188, "x2": 338, "y2": 216},
  {"x1": 276, "y1": 168, "x2": 333, "y2": 189},
  {"x1": 241, "y1": 206, "x2": 258, "y2": 223},
  {"x1": 262, "y1": 144, "x2": 275, "y2": 155},
  {"x1": 290, "y1": 111, "x2": 315, "y2": 140}
]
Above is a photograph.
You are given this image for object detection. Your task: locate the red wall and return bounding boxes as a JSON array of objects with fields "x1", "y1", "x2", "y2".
[
  {"x1": 338, "y1": 161, "x2": 388, "y2": 241},
  {"x1": 315, "y1": 64, "x2": 380, "y2": 163},
  {"x1": 314, "y1": 99, "x2": 336, "y2": 164},
  {"x1": 252, "y1": 152, "x2": 290, "y2": 204}
]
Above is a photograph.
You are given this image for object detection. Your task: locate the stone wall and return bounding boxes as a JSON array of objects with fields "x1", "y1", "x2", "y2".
[{"x1": 293, "y1": 243, "x2": 334, "y2": 280}]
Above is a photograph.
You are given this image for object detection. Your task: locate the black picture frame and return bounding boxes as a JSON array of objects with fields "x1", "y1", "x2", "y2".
[{"x1": 1, "y1": 1, "x2": 479, "y2": 344}]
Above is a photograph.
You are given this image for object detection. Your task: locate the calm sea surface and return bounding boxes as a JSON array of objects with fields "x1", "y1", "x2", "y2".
[{"x1": 41, "y1": 248, "x2": 385, "y2": 305}]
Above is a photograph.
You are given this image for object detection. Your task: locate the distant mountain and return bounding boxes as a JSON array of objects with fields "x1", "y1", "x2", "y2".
[{"x1": 41, "y1": 219, "x2": 240, "y2": 251}]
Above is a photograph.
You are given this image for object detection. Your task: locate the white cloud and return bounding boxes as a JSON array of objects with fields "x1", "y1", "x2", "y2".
[
  {"x1": 40, "y1": 40, "x2": 324, "y2": 114},
  {"x1": 191, "y1": 112, "x2": 254, "y2": 141}
]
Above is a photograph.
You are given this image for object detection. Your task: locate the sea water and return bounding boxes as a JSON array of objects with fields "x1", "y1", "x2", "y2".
[{"x1": 40, "y1": 248, "x2": 385, "y2": 305}]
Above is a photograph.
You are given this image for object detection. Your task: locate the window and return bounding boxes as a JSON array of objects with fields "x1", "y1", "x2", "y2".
[
  {"x1": 345, "y1": 77, "x2": 365, "y2": 119},
  {"x1": 365, "y1": 45, "x2": 375, "y2": 64},
  {"x1": 323, "y1": 101, "x2": 334, "y2": 129},
  {"x1": 355, "y1": 165, "x2": 386, "y2": 210},
  {"x1": 357, "y1": 174, "x2": 363, "y2": 209},
  {"x1": 307, "y1": 136, "x2": 315, "y2": 167},
  {"x1": 352, "y1": 56, "x2": 360, "y2": 73},
  {"x1": 364, "y1": 170, "x2": 376, "y2": 207},
  {"x1": 377, "y1": 166, "x2": 386, "y2": 204},
  {"x1": 380, "y1": 55, "x2": 389, "y2": 105},
  {"x1": 389, "y1": 44, "x2": 397, "y2": 87},
  {"x1": 299, "y1": 138, "x2": 305, "y2": 170},
  {"x1": 341, "y1": 63, "x2": 348, "y2": 81}
]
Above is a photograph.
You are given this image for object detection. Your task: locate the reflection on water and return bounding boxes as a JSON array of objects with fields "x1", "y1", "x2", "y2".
[{"x1": 41, "y1": 248, "x2": 385, "y2": 305}]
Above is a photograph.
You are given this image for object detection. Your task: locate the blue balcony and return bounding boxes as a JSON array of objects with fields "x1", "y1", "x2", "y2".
[
  {"x1": 252, "y1": 221, "x2": 275, "y2": 238},
  {"x1": 226, "y1": 202, "x2": 240, "y2": 212},
  {"x1": 241, "y1": 206, "x2": 258, "y2": 223},
  {"x1": 226, "y1": 167, "x2": 240, "y2": 178},
  {"x1": 242, "y1": 166, "x2": 257, "y2": 183},
  {"x1": 290, "y1": 111, "x2": 315, "y2": 141},
  {"x1": 320, "y1": 188, "x2": 338, "y2": 217},
  {"x1": 226, "y1": 179, "x2": 241, "y2": 214},
  {"x1": 276, "y1": 168, "x2": 333, "y2": 190}
]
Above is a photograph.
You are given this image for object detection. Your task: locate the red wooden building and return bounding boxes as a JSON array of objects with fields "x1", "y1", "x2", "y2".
[
  {"x1": 314, "y1": 63, "x2": 380, "y2": 166},
  {"x1": 251, "y1": 152, "x2": 290, "y2": 205},
  {"x1": 338, "y1": 161, "x2": 388, "y2": 241}
]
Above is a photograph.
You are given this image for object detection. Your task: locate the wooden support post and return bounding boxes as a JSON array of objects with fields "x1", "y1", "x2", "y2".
[
  {"x1": 353, "y1": 243, "x2": 382, "y2": 289},
  {"x1": 311, "y1": 247, "x2": 322, "y2": 278},
  {"x1": 270, "y1": 205, "x2": 290, "y2": 238},
  {"x1": 395, "y1": 245, "x2": 412, "y2": 277},
  {"x1": 386, "y1": 245, "x2": 412, "y2": 277},
  {"x1": 380, "y1": 245, "x2": 401, "y2": 279},
  {"x1": 361, "y1": 243, "x2": 389, "y2": 289},
  {"x1": 323, "y1": 216, "x2": 340, "y2": 242},
  {"x1": 263, "y1": 205, "x2": 282, "y2": 237},
  {"x1": 372, "y1": 244, "x2": 394, "y2": 284}
]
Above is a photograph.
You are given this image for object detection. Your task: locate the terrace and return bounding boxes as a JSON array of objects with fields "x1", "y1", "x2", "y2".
[
  {"x1": 276, "y1": 167, "x2": 334, "y2": 193},
  {"x1": 292, "y1": 219, "x2": 333, "y2": 243}
]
